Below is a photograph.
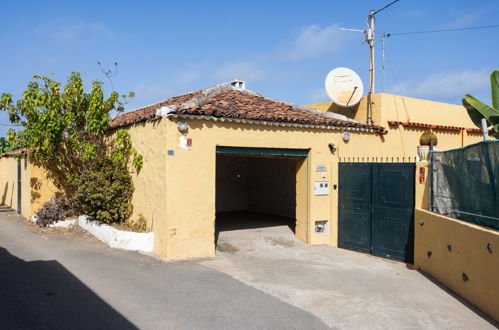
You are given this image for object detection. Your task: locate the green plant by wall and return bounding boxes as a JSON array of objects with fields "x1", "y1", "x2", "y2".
[
  {"x1": 124, "y1": 213, "x2": 149, "y2": 232},
  {"x1": 74, "y1": 158, "x2": 134, "y2": 224},
  {"x1": 0, "y1": 72, "x2": 142, "y2": 195},
  {"x1": 0, "y1": 137, "x2": 18, "y2": 154},
  {"x1": 35, "y1": 196, "x2": 79, "y2": 227},
  {"x1": 463, "y1": 70, "x2": 499, "y2": 138},
  {"x1": 419, "y1": 131, "x2": 438, "y2": 147},
  {"x1": 0, "y1": 73, "x2": 143, "y2": 224}
]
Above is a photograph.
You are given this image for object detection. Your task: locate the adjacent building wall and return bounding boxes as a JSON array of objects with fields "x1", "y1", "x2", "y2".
[
  {"x1": 308, "y1": 93, "x2": 483, "y2": 159},
  {"x1": 0, "y1": 156, "x2": 30, "y2": 219},
  {"x1": 29, "y1": 164, "x2": 58, "y2": 217},
  {"x1": 414, "y1": 208, "x2": 499, "y2": 322},
  {"x1": 0, "y1": 157, "x2": 19, "y2": 210},
  {"x1": 119, "y1": 119, "x2": 169, "y2": 255}
]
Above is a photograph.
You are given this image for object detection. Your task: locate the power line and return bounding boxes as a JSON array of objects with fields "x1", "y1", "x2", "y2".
[
  {"x1": 374, "y1": 0, "x2": 401, "y2": 15},
  {"x1": 388, "y1": 24, "x2": 499, "y2": 37}
]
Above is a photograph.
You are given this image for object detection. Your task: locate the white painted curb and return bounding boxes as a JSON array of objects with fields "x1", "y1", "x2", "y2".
[
  {"x1": 48, "y1": 218, "x2": 77, "y2": 228},
  {"x1": 78, "y1": 215, "x2": 154, "y2": 252},
  {"x1": 30, "y1": 215, "x2": 77, "y2": 228}
]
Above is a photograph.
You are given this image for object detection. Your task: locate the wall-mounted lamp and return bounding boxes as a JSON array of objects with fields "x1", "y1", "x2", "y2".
[
  {"x1": 342, "y1": 131, "x2": 350, "y2": 142},
  {"x1": 328, "y1": 143, "x2": 336, "y2": 153},
  {"x1": 177, "y1": 120, "x2": 188, "y2": 133}
]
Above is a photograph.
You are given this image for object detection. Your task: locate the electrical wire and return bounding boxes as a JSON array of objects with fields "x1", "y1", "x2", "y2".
[
  {"x1": 374, "y1": 0, "x2": 401, "y2": 15},
  {"x1": 388, "y1": 24, "x2": 499, "y2": 37},
  {"x1": 385, "y1": 54, "x2": 411, "y2": 123}
]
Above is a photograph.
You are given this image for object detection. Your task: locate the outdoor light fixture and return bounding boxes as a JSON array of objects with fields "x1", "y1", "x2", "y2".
[
  {"x1": 342, "y1": 131, "x2": 350, "y2": 142},
  {"x1": 177, "y1": 120, "x2": 188, "y2": 133},
  {"x1": 328, "y1": 143, "x2": 336, "y2": 153}
]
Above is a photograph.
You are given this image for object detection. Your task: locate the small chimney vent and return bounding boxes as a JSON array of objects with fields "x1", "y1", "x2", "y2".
[{"x1": 230, "y1": 78, "x2": 246, "y2": 89}]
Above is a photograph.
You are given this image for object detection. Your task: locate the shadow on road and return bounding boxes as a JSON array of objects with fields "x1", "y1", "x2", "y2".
[{"x1": 0, "y1": 247, "x2": 137, "y2": 329}]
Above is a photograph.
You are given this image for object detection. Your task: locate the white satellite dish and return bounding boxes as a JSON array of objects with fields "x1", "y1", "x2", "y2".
[{"x1": 325, "y1": 67, "x2": 364, "y2": 107}]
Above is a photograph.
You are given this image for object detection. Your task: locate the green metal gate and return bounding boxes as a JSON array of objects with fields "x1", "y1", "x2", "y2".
[{"x1": 338, "y1": 163, "x2": 415, "y2": 263}]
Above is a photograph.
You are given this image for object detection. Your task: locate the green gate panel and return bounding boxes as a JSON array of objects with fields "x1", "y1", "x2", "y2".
[
  {"x1": 339, "y1": 163, "x2": 415, "y2": 263},
  {"x1": 372, "y1": 164, "x2": 415, "y2": 263},
  {"x1": 338, "y1": 163, "x2": 371, "y2": 253},
  {"x1": 216, "y1": 147, "x2": 309, "y2": 157}
]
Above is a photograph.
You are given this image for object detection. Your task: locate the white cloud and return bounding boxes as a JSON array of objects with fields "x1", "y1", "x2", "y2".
[
  {"x1": 441, "y1": 10, "x2": 484, "y2": 29},
  {"x1": 388, "y1": 69, "x2": 490, "y2": 100},
  {"x1": 285, "y1": 24, "x2": 350, "y2": 61},
  {"x1": 37, "y1": 22, "x2": 113, "y2": 41},
  {"x1": 131, "y1": 68, "x2": 204, "y2": 107},
  {"x1": 305, "y1": 88, "x2": 328, "y2": 104},
  {"x1": 133, "y1": 82, "x2": 175, "y2": 105},
  {"x1": 213, "y1": 60, "x2": 266, "y2": 82},
  {"x1": 401, "y1": 9, "x2": 426, "y2": 18},
  {"x1": 61, "y1": 22, "x2": 113, "y2": 40}
]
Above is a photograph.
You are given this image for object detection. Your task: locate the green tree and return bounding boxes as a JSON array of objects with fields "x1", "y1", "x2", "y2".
[
  {"x1": 463, "y1": 70, "x2": 499, "y2": 138},
  {"x1": 0, "y1": 72, "x2": 141, "y2": 198},
  {"x1": 0, "y1": 137, "x2": 13, "y2": 153}
]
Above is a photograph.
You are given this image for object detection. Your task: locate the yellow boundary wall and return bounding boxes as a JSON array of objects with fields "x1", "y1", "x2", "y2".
[
  {"x1": 414, "y1": 208, "x2": 499, "y2": 322},
  {"x1": 0, "y1": 156, "x2": 30, "y2": 219}
]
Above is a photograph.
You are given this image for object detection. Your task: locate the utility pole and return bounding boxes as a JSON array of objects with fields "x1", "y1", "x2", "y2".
[
  {"x1": 341, "y1": 0, "x2": 400, "y2": 125},
  {"x1": 366, "y1": 10, "x2": 375, "y2": 125},
  {"x1": 382, "y1": 32, "x2": 386, "y2": 93}
]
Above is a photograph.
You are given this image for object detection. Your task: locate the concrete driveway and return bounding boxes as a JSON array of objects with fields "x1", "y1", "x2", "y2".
[
  {"x1": 206, "y1": 211, "x2": 497, "y2": 329},
  {"x1": 0, "y1": 208, "x2": 496, "y2": 329}
]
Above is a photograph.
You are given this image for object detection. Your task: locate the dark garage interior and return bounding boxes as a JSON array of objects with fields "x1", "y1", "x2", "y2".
[{"x1": 215, "y1": 154, "x2": 298, "y2": 244}]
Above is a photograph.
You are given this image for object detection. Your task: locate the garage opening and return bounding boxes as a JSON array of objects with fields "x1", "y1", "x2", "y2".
[{"x1": 215, "y1": 147, "x2": 308, "y2": 250}]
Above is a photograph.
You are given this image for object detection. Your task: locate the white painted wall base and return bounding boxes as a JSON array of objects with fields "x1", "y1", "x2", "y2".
[
  {"x1": 78, "y1": 215, "x2": 154, "y2": 252},
  {"x1": 48, "y1": 219, "x2": 77, "y2": 228},
  {"x1": 30, "y1": 215, "x2": 77, "y2": 228}
]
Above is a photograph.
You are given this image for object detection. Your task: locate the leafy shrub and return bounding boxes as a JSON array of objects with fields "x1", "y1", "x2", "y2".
[
  {"x1": 75, "y1": 157, "x2": 134, "y2": 224},
  {"x1": 125, "y1": 213, "x2": 149, "y2": 232},
  {"x1": 35, "y1": 196, "x2": 79, "y2": 227}
]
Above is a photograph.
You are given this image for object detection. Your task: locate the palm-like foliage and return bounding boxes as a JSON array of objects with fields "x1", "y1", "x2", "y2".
[{"x1": 462, "y1": 70, "x2": 499, "y2": 138}]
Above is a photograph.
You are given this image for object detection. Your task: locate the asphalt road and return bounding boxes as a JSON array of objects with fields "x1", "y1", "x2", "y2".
[{"x1": 0, "y1": 209, "x2": 328, "y2": 330}]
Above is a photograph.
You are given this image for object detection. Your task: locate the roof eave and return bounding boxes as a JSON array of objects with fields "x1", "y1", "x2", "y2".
[{"x1": 166, "y1": 113, "x2": 382, "y2": 133}]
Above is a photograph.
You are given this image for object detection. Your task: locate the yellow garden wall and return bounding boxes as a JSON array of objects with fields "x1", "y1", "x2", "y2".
[
  {"x1": 28, "y1": 164, "x2": 58, "y2": 217},
  {"x1": 0, "y1": 156, "x2": 30, "y2": 218},
  {"x1": 0, "y1": 157, "x2": 19, "y2": 209},
  {"x1": 414, "y1": 209, "x2": 499, "y2": 321}
]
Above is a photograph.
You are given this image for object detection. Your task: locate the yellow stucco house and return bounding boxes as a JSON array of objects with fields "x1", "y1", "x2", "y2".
[
  {"x1": 105, "y1": 82, "x2": 481, "y2": 260},
  {"x1": 0, "y1": 82, "x2": 484, "y2": 260}
]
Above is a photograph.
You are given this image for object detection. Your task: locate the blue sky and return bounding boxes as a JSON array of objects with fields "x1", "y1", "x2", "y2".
[{"x1": 1, "y1": 0, "x2": 498, "y2": 136}]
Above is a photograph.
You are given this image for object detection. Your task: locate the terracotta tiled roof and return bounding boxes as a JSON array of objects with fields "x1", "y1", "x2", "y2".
[
  {"x1": 110, "y1": 84, "x2": 383, "y2": 132},
  {"x1": 110, "y1": 90, "x2": 203, "y2": 128},
  {"x1": 0, "y1": 148, "x2": 27, "y2": 157}
]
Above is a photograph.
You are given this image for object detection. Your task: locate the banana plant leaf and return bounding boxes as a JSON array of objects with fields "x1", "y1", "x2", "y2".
[
  {"x1": 491, "y1": 70, "x2": 499, "y2": 110},
  {"x1": 463, "y1": 94, "x2": 499, "y2": 128}
]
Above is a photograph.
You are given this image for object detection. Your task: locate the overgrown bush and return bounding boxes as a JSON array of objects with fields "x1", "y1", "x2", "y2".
[
  {"x1": 75, "y1": 157, "x2": 134, "y2": 224},
  {"x1": 125, "y1": 213, "x2": 149, "y2": 232},
  {"x1": 35, "y1": 196, "x2": 79, "y2": 227}
]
